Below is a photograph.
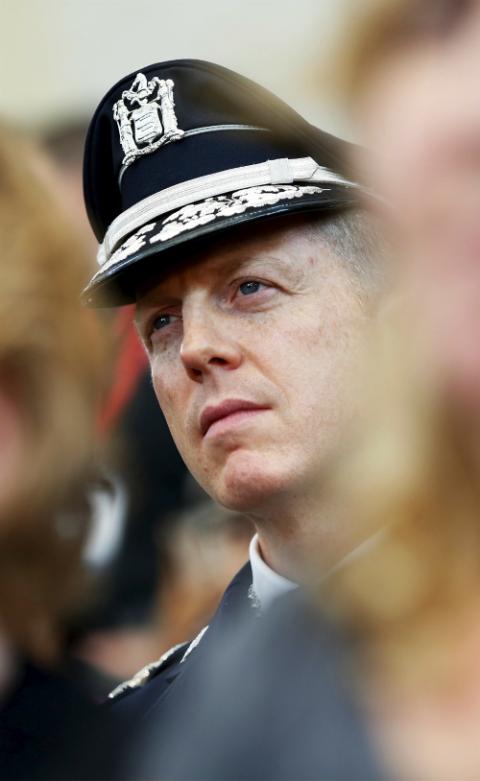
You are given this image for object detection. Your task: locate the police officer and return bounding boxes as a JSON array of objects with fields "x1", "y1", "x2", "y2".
[{"x1": 82, "y1": 60, "x2": 383, "y2": 725}]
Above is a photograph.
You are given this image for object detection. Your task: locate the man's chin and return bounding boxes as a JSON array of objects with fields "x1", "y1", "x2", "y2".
[{"x1": 211, "y1": 450, "x2": 289, "y2": 512}]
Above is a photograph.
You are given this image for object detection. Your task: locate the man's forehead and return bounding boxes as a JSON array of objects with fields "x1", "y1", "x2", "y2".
[
  {"x1": 135, "y1": 247, "x2": 271, "y2": 310},
  {"x1": 136, "y1": 217, "x2": 310, "y2": 305}
]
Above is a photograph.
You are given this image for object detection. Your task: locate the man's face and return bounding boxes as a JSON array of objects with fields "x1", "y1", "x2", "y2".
[{"x1": 136, "y1": 219, "x2": 367, "y2": 512}]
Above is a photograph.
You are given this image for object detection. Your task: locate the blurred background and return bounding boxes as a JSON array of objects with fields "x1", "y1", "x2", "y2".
[{"x1": 0, "y1": 0, "x2": 351, "y2": 138}]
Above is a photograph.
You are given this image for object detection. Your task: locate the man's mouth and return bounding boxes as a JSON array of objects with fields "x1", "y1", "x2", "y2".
[{"x1": 199, "y1": 399, "x2": 270, "y2": 438}]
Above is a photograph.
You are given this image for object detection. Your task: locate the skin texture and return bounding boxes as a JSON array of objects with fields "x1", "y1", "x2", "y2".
[{"x1": 136, "y1": 218, "x2": 369, "y2": 579}]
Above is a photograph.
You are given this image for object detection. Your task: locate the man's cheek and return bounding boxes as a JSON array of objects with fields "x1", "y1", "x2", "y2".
[
  {"x1": 154, "y1": 386, "x2": 188, "y2": 443},
  {"x1": 151, "y1": 376, "x2": 177, "y2": 419},
  {"x1": 151, "y1": 379, "x2": 164, "y2": 409}
]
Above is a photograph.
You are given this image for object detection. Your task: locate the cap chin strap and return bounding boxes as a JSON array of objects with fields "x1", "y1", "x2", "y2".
[{"x1": 98, "y1": 156, "x2": 359, "y2": 267}]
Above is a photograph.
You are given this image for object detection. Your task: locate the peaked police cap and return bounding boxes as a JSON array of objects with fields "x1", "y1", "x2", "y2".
[{"x1": 83, "y1": 59, "x2": 363, "y2": 307}]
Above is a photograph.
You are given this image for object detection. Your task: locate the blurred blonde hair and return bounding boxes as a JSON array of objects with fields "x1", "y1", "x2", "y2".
[
  {"x1": 322, "y1": 312, "x2": 480, "y2": 689},
  {"x1": 335, "y1": 0, "x2": 476, "y2": 105},
  {"x1": 0, "y1": 123, "x2": 108, "y2": 663},
  {"x1": 320, "y1": 0, "x2": 480, "y2": 688}
]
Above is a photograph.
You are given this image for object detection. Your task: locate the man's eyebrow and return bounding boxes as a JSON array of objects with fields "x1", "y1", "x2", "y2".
[
  {"x1": 227, "y1": 254, "x2": 305, "y2": 282},
  {"x1": 222, "y1": 253, "x2": 291, "y2": 271},
  {"x1": 134, "y1": 303, "x2": 157, "y2": 332},
  {"x1": 133, "y1": 253, "x2": 300, "y2": 326},
  {"x1": 134, "y1": 288, "x2": 173, "y2": 323}
]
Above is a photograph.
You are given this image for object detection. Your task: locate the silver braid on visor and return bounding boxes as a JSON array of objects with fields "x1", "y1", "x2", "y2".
[{"x1": 98, "y1": 156, "x2": 359, "y2": 268}]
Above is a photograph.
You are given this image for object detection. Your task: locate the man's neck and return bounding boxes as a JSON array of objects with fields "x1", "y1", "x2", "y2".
[{"x1": 250, "y1": 492, "x2": 374, "y2": 584}]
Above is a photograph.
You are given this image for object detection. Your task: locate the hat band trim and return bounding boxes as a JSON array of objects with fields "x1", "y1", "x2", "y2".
[
  {"x1": 99, "y1": 156, "x2": 358, "y2": 266},
  {"x1": 183, "y1": 123, "x2": 268, "y2": 139},
  {"x1": 118, "y1": 125, "x2": 269, "y2": 185}
]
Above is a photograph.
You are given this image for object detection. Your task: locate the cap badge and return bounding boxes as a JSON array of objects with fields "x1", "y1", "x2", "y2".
[{"x1": 113, "y1": 72, "x2": 184, "y2": 171}]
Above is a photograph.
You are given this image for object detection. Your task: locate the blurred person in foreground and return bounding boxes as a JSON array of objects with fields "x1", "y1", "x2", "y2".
[
  {"x1": 81, "y1": 57, "x2": 389, "y2": 752},
  {"x1": 322, "y1": 1, "x2": 480, "y2": 778},
  {"x1": 129, "y1": 4, "x2": 480, "y2": 779},
  {"x1": 0, "y1": 124, "x2": 118, "y2": 779}
]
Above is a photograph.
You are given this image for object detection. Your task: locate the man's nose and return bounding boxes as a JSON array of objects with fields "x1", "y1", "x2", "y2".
[{"x1": 180, "y1": 306, "x2": 242, "y2": 382}]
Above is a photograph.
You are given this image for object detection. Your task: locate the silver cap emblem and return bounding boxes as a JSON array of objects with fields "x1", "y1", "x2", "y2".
[{"x1": 113, "y1": 72, "x2": 184, "y2": 172}]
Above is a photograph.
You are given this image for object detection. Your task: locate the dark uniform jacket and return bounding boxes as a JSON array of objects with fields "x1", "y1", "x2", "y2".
[
  {"x1": 110, "y1": 562, "x2": 254, "y2": 722},
  {"x1": 111, "y1": 563, "x2": 384, "y2": 780}
]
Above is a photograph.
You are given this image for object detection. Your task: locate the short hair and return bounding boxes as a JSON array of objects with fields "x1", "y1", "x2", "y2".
[{"x1": 305, "y1": 208, "x2": 390, "y2": 298}]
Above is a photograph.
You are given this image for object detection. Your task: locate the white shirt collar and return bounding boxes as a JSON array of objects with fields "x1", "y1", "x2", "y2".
[
  {"x1": 248, "y1": 527, "x2": 387, "y2": 612},
  {"x1": 249, "y1": 533, "x2": 297, "y2": 611}
]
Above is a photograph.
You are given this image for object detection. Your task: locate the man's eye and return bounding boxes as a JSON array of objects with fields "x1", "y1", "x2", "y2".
[
  {"x1": 144, "y1": 312, "x2": 181, "y2": 351},
  {"x1": 152, "y1": 314, "x2": 173, "y2": 332},
  {"x1": 239, "y1": 280, "x2": 262, "y2": 296}
]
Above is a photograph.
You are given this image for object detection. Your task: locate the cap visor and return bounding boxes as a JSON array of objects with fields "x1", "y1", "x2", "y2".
[{"x1": 83, "y1": 184, "x2": 358, "y2": 307}]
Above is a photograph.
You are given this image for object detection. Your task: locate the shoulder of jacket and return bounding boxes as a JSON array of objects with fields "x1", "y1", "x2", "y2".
[
  {"x1": 108, "y1": 625, "x2": 210, "y2": 702},
  {"x1": 107, "y1": 641, "x2": 189, "y2": 702}
]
